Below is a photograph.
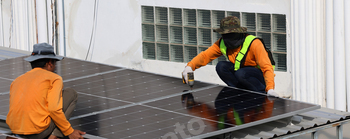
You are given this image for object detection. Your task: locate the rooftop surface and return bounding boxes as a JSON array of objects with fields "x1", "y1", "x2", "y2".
[{"x1": 0, "y1": 47, "x2": 348, "y2": 139}]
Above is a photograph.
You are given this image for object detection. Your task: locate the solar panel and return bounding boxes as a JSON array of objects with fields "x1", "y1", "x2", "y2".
[
  {"x1": 72, "y1": 93, "x2": 131, "y2": 117},
  {"x1": 63, "y1": 69, "x2": 213, "y2": 119},
  {"x1": 56, "y1": 58, "x2": 122, "y2": 81},
  {"x1": 143, "y1": 86, "x2": 320, "y2": 138},
  {"x1": 0, "y1": 79, "x2": 11, "y2": 93},
  {"x1": 0, "y1": 55, "x2": 320, "y2": 138},
  {"x1": 0, "y1": 49, "x2": 28, "y2": 59},
  {"x1": 63, "y1": 69, "x2": 212, "y2": 105},
  {"x1": 67, "y1": 87, "x2": 319, "y2": 139},
  {"x1": 0, "y1": 92, "x2": 132, "y2": 121},
  {"x1": 0, "y1": 57, "x2": 31, "y2": 80},
  {"x1": 0, "y1": 94, "x2": 9, "y2": 120},
  {"x1": 0, "y1": 56, "x2": 121, "y2": 81},
  {"x1": 0, "y1": 56, "x2": 123, "y2": 120},
  {"x1": 69, "y1": 105, "x2": 224, "y2": 139}
]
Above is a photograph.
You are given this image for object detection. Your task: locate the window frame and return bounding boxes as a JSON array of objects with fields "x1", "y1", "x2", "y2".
[{"x1": 141, "y1": 6, "x2": 287, "y2": 71}]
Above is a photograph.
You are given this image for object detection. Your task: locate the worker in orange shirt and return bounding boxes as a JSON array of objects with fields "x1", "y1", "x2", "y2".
[
  {"x1": 182, "y1": 16, "x2": 279, "y2": 97},
  {"x1": 6, "y1": 43, "x2": 85, "y2": 139}
]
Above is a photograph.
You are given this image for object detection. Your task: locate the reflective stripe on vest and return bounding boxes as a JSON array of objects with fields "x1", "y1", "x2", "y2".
[
  {"x1": 220, "y1": 35, "x2": 256, "y2": 71},
  {"x1": 219, "y1": 39, "x2": 228, "y2": 60}
]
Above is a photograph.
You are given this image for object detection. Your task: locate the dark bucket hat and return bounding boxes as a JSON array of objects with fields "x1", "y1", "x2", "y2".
[
  {"x1": 213, "y1": 16, "x2": 247, "y2": 34},
  {"x1": 24, "y1": 43, "x2": 63, "y2": 62}
]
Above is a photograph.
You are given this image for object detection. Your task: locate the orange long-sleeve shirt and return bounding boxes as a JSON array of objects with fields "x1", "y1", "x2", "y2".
[
  {"x1": 6, "y1": 68, "x2": 74, "y2": 136},
  {"x1": 187, "y1": 38, "x2": 275, "y2": 91}
]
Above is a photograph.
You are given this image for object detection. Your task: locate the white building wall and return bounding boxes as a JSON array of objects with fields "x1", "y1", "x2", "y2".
[
  {"x1": 62, "y1": 0, "x2": 293, "y2": 98},
  {"x1": 0, "y1": 0, "x2": 36, "y2": 51},
  {"x1": 291, "y1": 0, "x2": 326, "y2": 108},
  {"x1": 292, "y1": 0, "x2": 350, "y2": 112},
  {"x1": 2, "y1": 0, "x2": 350, "y2": 111},
  {"x1": 327, "y1": 0, "x2": 350, "y2": 111}
]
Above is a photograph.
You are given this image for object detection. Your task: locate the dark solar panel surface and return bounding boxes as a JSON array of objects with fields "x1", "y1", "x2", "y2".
[
  {"x1": 0, "y1": 94, "x2": 9, "y2": 118},
  {"x1": 72, "y1": 93, "x2": 131, "y2": 117},
  {"x1": 69, "y1": 105, "x2": 222, "y2": 139},
  {"x1": 0, "y1": 56, "x2": 121, "y2": 81},
  {"x1": 0, "y1": 79, "x2": 12, "y2": 93},
  {"x1": 63, "y1": 69, "x2": 212, "y2": 104},
  {"x1": 0, "y1": 49, "x2": 27, "y2": 58},
  {"x1": 0, "y1": 55, "x2": 320, "y2": 138},
  {"x1": 0, "y1": 57, "x2": 31, "y2": 80}
]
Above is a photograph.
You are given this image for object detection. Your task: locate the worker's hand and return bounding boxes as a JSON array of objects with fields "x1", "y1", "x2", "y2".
[
  {"x1": 68, "y1": 129, "x2": 86, "y2": 139},
  {"x1": 182, "y1": 66, "x2": 193, "y2": 84},
  {"x1": 267, "y1": 89, "x2": 279, "y2": 97}
]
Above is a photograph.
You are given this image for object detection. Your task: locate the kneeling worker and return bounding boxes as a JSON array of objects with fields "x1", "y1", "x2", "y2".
[
  {"x1": 182, "y1": 16, "x2": 279, "y2": 97},
  {"x1": 6, "y1": 43, "x2": 85, "y2": 139}
]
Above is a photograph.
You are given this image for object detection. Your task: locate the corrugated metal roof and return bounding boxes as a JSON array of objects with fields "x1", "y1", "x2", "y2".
[{"x1": 225, "y1": 107, "x2": 350, "y2": 139}]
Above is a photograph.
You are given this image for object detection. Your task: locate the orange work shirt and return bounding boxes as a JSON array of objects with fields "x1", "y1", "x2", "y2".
[
  {"x1": 6, "y1": 68, "x2": 74, "y2": 136},
  {"x1": 187, "y1": 38, "x2": 275, "y2": 92}
]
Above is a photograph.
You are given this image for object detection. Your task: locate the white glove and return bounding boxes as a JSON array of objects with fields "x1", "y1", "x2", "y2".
[
  {"x1": 182, "y1": 66, "x2": 193, "y2": 84},
  {"x1": 267, "y1": 89, "x2": 279, "y2": 97}
]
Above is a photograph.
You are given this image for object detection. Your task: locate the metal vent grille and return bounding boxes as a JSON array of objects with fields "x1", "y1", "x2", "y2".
[
  {"x1": 273, "y1": 34, "x2": 286, "y2": 52},
  {"x1": 184, "y1": 9, "x2": 196, "y2": 26},
  {"x1": 184, "y1": 46, "x2": 197, "y2": 63},
  {"x1": 141, "y1": 6, "x2": 287, "y2": 70},
  {"x1": 257, "y1": 32, "x2": 271, "y2": 50},
  {"x1": 213, "y1": 32, "x2": 221, "y2": 43},
  {"x1": 157, "y1": 43, "x2": 169, "y2": 61},
  {"x1": 257, "y1": 13, "x2": 271, "y2": 32},
  {"x1": 156, "y1": 25, "x2": 168, "y2": 42},
  {"x1": 274, "y1": 53, "x2": 287, "y2": 71},
  {"x1": 212, "y1": 10, "x2": 225, "y2": 28},
  {"x1": 184, "y1": 27, "x2": 197, "y2": 45},
  {"x1": 242, "y1": 12, "x2": 256, "y2": 30},
  {"x1": 142, "y1": 6, "x2": 154, "y2": 23},
  {"x1": 247, "y1": 32, "x2": 256, "y2": 36},
  {"x1": 155, "y1": 7, "x2": 168, "y2": 24},
  {"x1": 273, "y1": 14, "x2": 286, "y2": 33},
  {"x1": 170, "y1": 45, "x2": 183, "y2": 62},
  {"x1": 198, "y1": 28, "x2": 211, "y2": 46},
  {"x1": 142, "y1": 42, "x2": 155, "y2": 59},
  {"x1": 142, "y1": 24, "x2": 154, "y2": 42},
  {"x1": 198, "y1": 10, "x2": 211, "y2": 27},
  {"x1": 170, "y1": 8, "x2": 182, "y2": 25},
  {"x1": 227, "y1": 11, "x2": 240, "y2": 18},
  {"x1": 170, "y1": 26, "x2": 182, "y2": 44}
]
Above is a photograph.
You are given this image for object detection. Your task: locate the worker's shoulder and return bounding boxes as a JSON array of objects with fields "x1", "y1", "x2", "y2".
[
  {"x1": 43, "y1": 70, "x2": 62, "y2": 80},
  {"x1": 250, "y1": 38, "x2": 264, "y2": 45},
  {"x1": 249, "y1": 38, "x2": 265, "y2": 50}
]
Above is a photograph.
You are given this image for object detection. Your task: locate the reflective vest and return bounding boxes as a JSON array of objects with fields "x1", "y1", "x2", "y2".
[{"x1": 220, "y1": 35, "x2": 275, "y2": 71}]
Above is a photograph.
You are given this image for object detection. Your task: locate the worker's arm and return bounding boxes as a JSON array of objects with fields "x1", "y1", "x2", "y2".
[
  {"x1": 251, "y1": 39, "x2": 275, "y2": 92},
  {"x1": 187, "y1": 39, "x2": 223, "y2": 70},
  {"x1": 47, "y1": 77, "x2": 74, "y2": 136}
]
